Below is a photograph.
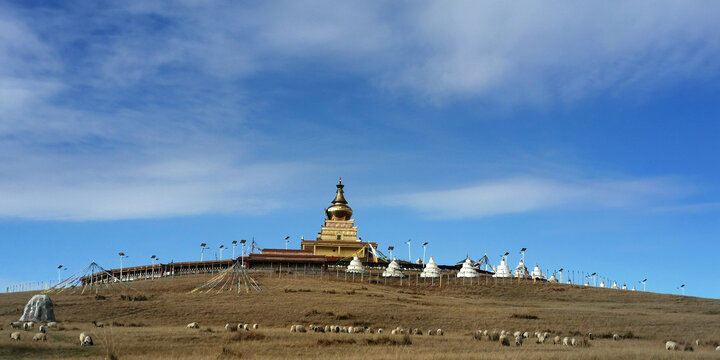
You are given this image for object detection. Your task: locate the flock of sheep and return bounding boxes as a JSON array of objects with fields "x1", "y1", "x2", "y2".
[
  {"x1": 288, "y1": 324, "x2": 444, "y2": 336},
  {"x1": 7, "y1": 320, "x2": 102, "y2": 346},
  {"x1": 7, "y1": 321, "x2": 55, "y2": 344}
]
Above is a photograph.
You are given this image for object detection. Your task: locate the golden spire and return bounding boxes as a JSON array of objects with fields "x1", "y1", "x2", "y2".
[{"x1": 325, "y1": 178, "x2": 353, "y2": 221}]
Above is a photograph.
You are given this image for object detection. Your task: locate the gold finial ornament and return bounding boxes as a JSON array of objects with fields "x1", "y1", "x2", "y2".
[{"x1": 325, "y1": 178, "x2": 353, "y2": 221}]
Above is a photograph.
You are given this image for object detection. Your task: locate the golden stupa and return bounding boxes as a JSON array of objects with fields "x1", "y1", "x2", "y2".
[{"x1": 301, "y1": 179, "x2": 377, "y2": 260}]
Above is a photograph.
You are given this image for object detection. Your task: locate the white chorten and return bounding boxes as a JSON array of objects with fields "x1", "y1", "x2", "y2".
[
  {"x1": 622, "y1": 284, "x2": 627, "y2": 290},
  {"x1": 514, "y1": 259, "x2": 530, "y2": 279},
  {"x1": 567, "y1": 279, "x2": 572, "y2": 284},
  {"x1": 530, "y1": 263, "x2": 546, "y2": 280},
  {"x1": 611, "y1": 281, "x2": 619, "y2": 289},
  {"x1": 631, "y1": 286, "x2": 637, "y2": 291},
  {"x1": 492, "y1": 257, "x2": 513, "y2": 278},
  {"x1": 584, "y1": 281, "x2": 590, "y2": 286},
  {"x1": 548, "y1": 274, "x2": 559, "y2": 283},
  {"x1": 346, "y1": 256, "x2": 365, "y2": 273},
  {"x1": 456, "y1": 256, "x2": 479, "y2": 278},
  {"x1": 599, "y1": 280, "x2": 606, "y2": 288},
  {"x1": 382, "y1": 258, "x2": 404, "y2": 278},
  {"x1": 420, "y1": 256, "x2": 441, "y2": 278}
]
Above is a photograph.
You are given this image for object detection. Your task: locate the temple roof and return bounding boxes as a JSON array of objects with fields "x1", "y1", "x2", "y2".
[{"x1": 325, "y1": 178, "x2": 353, "y2": 221}]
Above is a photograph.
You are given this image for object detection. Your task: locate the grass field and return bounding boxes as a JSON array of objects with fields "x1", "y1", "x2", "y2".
[{"x1": 1, "y1": 272, "x2": 719, "y2": 359}]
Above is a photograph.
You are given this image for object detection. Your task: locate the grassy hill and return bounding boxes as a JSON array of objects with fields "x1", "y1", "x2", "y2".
[{"x1": 1, "y1": 272, "x2": 719, "y2": 359}]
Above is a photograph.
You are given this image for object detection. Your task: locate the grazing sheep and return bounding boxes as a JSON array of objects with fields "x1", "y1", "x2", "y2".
[
  {"x1": 514, "y1": 335, "x2": 523, "y2": 346},
  {"x1": 715, "y1": 345, "x2": 719, "y2": 351},
  {"x1": 348, "y1": 327, "x2": 355, "y2": 334},
  {"x1": 612, "y1": 333, "x2": 621, "y2": 341},
  {"x1": 237, "y1": 323, "x2": 245, "y2": 331},
  {"x1": 499, "y1": 334, "x2": 510, "y2": 346},
  {"x1": 290, "y1": 325, "x2": 296, "y2": 332},
  {"x1": 39, "y1": 325, "x2": 46, "y2": 334},
  {"x1": 694, "y1": 339, "x2": 702, "y2": 346},
  {"x1": 571, "y1": 338, "x2": 578, "y2": 347},
  {"x1": 92, "y1": 321, "x2": 104, "y2": 328},
  {"x1": 437, "y1": 328, "x2": 444, "y2": 336},
  {"x1": 333, "y1": 325, "x2": 341, "y2": 333},
  {"x1": 253, "y1": 324, "x2": 259, "y2": 330},
  {"x1": 9, "y1": 322, "x2": 22, "y2": 329},
  {"x1": 225, "y1": 324, "x2": 235, "y2": 332},
  {"x1": 10, "y1": 332, "x2": 21, "y2": 341},
  {"x1": 187, "y1": 322, "x2": 200, "y2": 329},
  {"x1": 513, "y1": 331, "x2": 522, "y2": 338},
  {"x1": 543, "y1": 332, "x2": 550, "y2": 338},
  {"x1": 666, "y1": 341, "x2": 679, "y2": 350},
  {"x1": 32, "y1": 333, "x2": 47, "y2": 342},
  {"x1": 523, "y1": 331, "x2": 529, "y2": 339},
  {"x1": 416, "y1": 329, "x2": 423, "y2": 335},
  {"x1": 483, "y1": 330, "x2": 489, "y2": 337},
  {"x1": 391, "y1": 329, "x2": 397, "y2": 335},
  {"x1": 242, "y1": 324, "x2": 249, "y2": 331},
  {"x1": 562, "y1": 337, "x2": 570, "y2": 346},
  {"x1": 46, "y1": 322, "x2": 57, "y2": 328},
  {"x1": 23, "y1": 322, "x2": 34, "y2": 331},
  {"x1": 377, "y1": 328, "x2": 383, "y2": 334},
  {"x1": 295, "y1": 325, "x2": 306, "y2": 333},
  {"x1": 553, "y1": 335, "x2": 561, "y2": 345},
  {"x1": 79, "y1": 332, "x2": 94, "y2": 346},
  {"x1": 537, "y1": 335, "x2": 546, "y2": 344}
]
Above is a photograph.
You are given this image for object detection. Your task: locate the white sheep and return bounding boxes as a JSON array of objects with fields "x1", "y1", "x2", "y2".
[
  {"x1": 32, "y1": 333, "x2": 47, "y2": 342},
  {"x1": 295, "y1": 325, "x2": 306, "y2": 333},
  {"x1": 437, "y1": 328, "x2": 444, "y2": 336},
  {"x1": 79, "y1": 332, "x2": 94, "y2": 346},
  {"x1": 514, "y1": 335, "x2": 523, "y2": 346},
  {"x1": 537, "y1": 335, "x2": 546, "y2": 344},
  {"x1": 242, "y1": 324, "x2": 249, "y2": 331},
  {"x1": 588, "y1": 332, "x2": 594, "y2": 340},
  {"x1": 348, "y1": 327, "x2": 355, "y2": 334},
  {"x1": 715, "y1": 345, "x2": 719, "y2": 351},
  {"x1": 562, "y1": 337, "x2": 570, "y2": 346},
  {"x1": 10, "y1": 332, "x2": 21, "y2": 341},
  {"x1": 9, "y1": 322, "x2": 22, "y2": 329},
  {"x1": 522, "y1": 331, "x2": 529, "y2": 339},
  {"x1": 46, "y1": 322, "x2": 57, "y2": 328},
  {"x1": 39, "y1": 325, "x2": 46, "y2": 334},
  {"x1": 225, "y1": 324, "x2": 234, "y2": 331},
  {"x1": 253, "y1": 324, "x2": 259, "y2": 330},
  {"x1": 694, "y1": 339, "x2": 702, "y2": 346},
  {"x1": 92, "y1": 321, "x2": 104, "y2": 328},
  {"x1": 553, "y1": 335, "x2": 561, "y2": 344},
  {"x1": 571, "y1": 338, "x2": 578, "y2": 347},
  {"x1": 513, "y1": 331, "x2": 522, "y2": 338},
  {"x1": 186, "y1": 322, "x2": 200, "y2": 329},
  {"x1": 23, "y1": 322, "x2": 34, "y2": 331},
  {"x1": 416, "y1": 329, "x2": 423, "y2": 335},
  {"x1": 237, "y1": 323, "x2": 245, "y2": 331},
  {"x1": 612, "y1": 333, "x2": 621, "y2": 341},
  {"x1": 499, "y1": 334, "x2": 510, "y2": 346},
  {"x1": 377, "y1": 328, "x2": 383, "y2": 334},
  {"x1": 391, "y1": 329, "x2": 397, "y2": 335},
  {"x1": 666, "y1": 341, "x2": 679, "y2": 350},
  {"x1": 290, "y1": 325, "x2": 296, "y2": 332}
]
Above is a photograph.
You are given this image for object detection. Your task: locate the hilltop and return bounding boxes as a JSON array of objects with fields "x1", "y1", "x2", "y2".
[{"x1": 1, "y1": 273, "x2": 719, "y2": 359}]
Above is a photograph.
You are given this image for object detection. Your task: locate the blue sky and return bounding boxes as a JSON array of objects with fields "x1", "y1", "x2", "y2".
[{"x1": 1, "y1": 1, "x2": 719, "y2": 298}]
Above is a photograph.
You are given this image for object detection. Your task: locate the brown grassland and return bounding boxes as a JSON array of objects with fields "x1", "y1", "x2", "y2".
[{"x1": 1, "y1": 271, "x2": 719, "y2": 359}]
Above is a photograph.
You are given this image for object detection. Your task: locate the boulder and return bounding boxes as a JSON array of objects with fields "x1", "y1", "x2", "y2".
[{"x1": 19, "y1": 294, "x2": 56, "y2": 322}]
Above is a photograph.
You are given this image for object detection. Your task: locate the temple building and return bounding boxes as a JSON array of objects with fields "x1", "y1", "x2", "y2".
[{"x1": 301, "y1": 179, "x2": 377, "y2": 260}]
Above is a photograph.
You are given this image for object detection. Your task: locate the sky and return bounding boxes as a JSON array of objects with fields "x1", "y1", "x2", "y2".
[{"x1": 1, "y1": 1, "x2": 719, "y2": 298}]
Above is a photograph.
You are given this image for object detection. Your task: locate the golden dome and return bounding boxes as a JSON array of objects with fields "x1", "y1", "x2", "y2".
[{"x1": 325, "y1": 178, "x2": 353, "y2": 221}]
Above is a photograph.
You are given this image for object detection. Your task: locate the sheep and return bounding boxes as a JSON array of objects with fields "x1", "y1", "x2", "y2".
[
  {"x1": 562, "y1": 337, "x2": 570, "y2": 346},
  {"x1": 92, "y1": 321, "x2": 104, "y2": 328},
  {"x1": 252, "y1": 323, "x2": 259, "y2": 330},
  {"x1": 514, "y1": 335, "x2": 523, "y2": 346},
  {"x1": 571, "y1": 338, "x2": 578, "y2": 347},
  {"x1": 499, "y1": 334, "x2": 510, "y2": 346},
  {"x1": 666, "y1": 341, "x2": 679, "y2": 351},
  {"x1": 377, "y1": 328, "x2": 383, "y2": 334},
  {"x1": 295, "y1": 325, "x2": 306, "y2": 333},
  {"x1": 225, "y1": 324, "x2": 235, "y2": 332},
  {"x1": 522, "y1": 331, "x2": 529, "y2": 339},
  {"x1": 483, "y1": 330, "x2": 489, "y2": 337},
  {"x1": 46, "y1": 322, "x2": 57, "y2": 328},
  {"x1": 23, "y1": 322, "x2": 34, "y2": 331},
  {"x1": 187, "y1": 322, "x2": 200, "y2": 329},
  {"x1": 391, "y1": 329, "x2": 397, "y2": 335},
  {"x1": 694, "y1": 339, "x2": 702, "y2": 346},
  {"x1": 437, "y1": 328, "x2": 444, "y2": 336},
  {"x1": 333, "y1": 325, "x2": 341, "y2": 333},
  {"x1": 513, "y1": 331, "x2": 522, "y2": 338},
  {"x1": 9, "y1": 322, "x2": 22, "y2": 329},
  {"x1": 612, "y1": 333, "x2": 621, "y2": 341},
  {"x1": 10, "y1": 332, "x2": 21, "y2": 341},
  {"x1": 348, "y1": 327, "x2": 355, "y2": 334},
  {"x1": 237, "y1": 323, "x2": 245, "y2": 331},
  {"x1": 290, "y1": 325, "x2": 296, "y2": 332},
  {"x1": 588, "y1": 332, "x2": 594, "y2": 340},
  {"x1": 543, "y1": 331, "x2": 550, "y2": 338},
  {"x1": 431, "y1": 329, "x2": 438, "y2": 336},
  {"x1": 242, "y1": 324, "x2": 250, "y2": 331},
  {"x1": 537, "y1": 335, "x2": 546, "y2": 344},
  {"x1": 39, "y1": 325, "x2": 46, "y2": 334},
  {"x1": 715, "y1": 345, "x2": 719, "y2": 351},
  {"x1": 79, "y1": 332, "x2": 94, "y2": 346},
  {"x1": 32, "y1": 333, "x2": 47, "y2": 342},
  {"x1": 415, "y1": 329, "x2": 423, "y2": 335},
  {"x1": 553, "y1": 335, "x2": 561, "y2": 345}
]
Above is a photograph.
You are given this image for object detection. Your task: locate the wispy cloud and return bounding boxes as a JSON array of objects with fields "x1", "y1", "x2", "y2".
[{"x1": 383, "y1": 177, "x2": 689, "y2": 219}]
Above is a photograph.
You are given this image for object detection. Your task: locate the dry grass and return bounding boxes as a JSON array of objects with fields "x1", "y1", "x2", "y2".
[{"x1": 1, "y1": 273, "x2": 720, "y2": 359}]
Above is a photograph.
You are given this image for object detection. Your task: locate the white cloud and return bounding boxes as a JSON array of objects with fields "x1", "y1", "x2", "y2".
[{"x1": 384, "y1": 177, "x2": 688, "y2": 219}]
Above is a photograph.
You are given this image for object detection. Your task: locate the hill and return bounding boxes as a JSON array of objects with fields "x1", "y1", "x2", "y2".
[{"x1": 1, "y1": 272, "x2": 719, "y2": 359}]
